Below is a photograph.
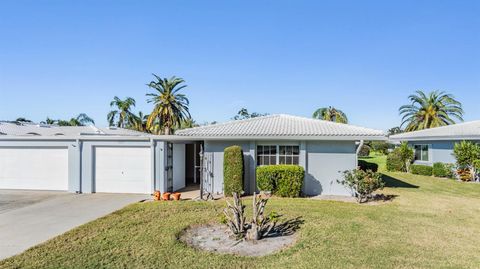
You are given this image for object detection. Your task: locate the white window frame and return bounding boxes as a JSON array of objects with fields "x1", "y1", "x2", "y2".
[
  {"x1": 256, "y1": 144, "x2": 300, "y2": 166},
  {"x1": 413, "y1": 144, "x2": 430, "y2": 162}
]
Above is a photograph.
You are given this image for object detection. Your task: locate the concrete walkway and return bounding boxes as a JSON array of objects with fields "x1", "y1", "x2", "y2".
[{"x1": 0, "y1": 191, "x2": 149, "y2": 260}]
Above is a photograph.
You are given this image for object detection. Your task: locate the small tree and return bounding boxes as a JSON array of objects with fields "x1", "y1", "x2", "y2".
[
  {"x1": 398, "y1": 142, "x2": 414, "y2": 172},
  {"x1": 223, "y1": 145, "x2": 244, "y2": 196},
  {"x1": 453, "y1": 141, "x2": 480, "y2": 181},
  {"x1": 338, "y1": 169, "x2": 385, "y2": 203}
]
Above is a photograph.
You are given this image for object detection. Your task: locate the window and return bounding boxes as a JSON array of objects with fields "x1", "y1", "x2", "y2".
[
  {"x1": 279, "y1": 145, "x2": 300, "y2": 165},
  {"x1": 257, "y1": 145, "x2": 299, "y2": 165},
  {"x1": 414, "y1": 144, "x2": 429, "y2": 161},
  {"x1": 257, "y1": 145, "x2": 277, "y2": 165}
]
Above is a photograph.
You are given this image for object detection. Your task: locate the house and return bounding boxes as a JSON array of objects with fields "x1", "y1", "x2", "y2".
[
  {"x1": 0, "y1": 115, "x2": 385, "y2": 196},
  {"x1": 389, "y1": 120, "x2": 480, "y2": 165}
]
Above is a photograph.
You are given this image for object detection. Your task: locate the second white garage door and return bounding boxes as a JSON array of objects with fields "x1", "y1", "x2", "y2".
[{"x1": 94, "y1": 147, "x2": 152, "y2": 194}]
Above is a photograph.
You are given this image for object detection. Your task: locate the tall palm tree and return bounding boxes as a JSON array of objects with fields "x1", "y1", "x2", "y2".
[
  {"x1": 399, "y1": 90, "x2": 464, "y2": 132},
  {"x1": 107, "y1": 96, "x2": 136, "y2": 128},
  {"x1": 312, "y1": 106, "x2": 348, "y2": 123},
  {"x1": 146, "y1": 74, "x2": 191, "y2": 135}
]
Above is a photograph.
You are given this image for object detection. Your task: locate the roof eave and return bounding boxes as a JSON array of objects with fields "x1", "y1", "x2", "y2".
[{"x1": 389, "y1": 135, "x2": 480, "y2": 142}]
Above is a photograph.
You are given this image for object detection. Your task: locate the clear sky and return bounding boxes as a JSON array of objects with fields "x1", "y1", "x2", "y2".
[{"x1": 1, "y1": 0, "x2": 479, "y2": 130}]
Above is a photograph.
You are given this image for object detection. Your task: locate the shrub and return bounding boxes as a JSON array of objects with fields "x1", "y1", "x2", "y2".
[
  {"x1": 453, "y1": 141, "x2": 480, "y2": 181},
  {"x1": 386, "y1": 151, "x2": 404, "y2": 172},
  {"x1": 358, "y1": 145, "x2": 371, "y2": 157},
  {"x1": 256, "y1": 165, "x2": 304, "y2": 197},
  {"x1": 358, "y1": 160, "x2": 379, "y2": 172},
  {"x1": 223, "y1": 145, "x2": 244, "y2": 196},
  {"x1": 410, "y1": 164, "x2": 433, "y2": 176},
  {"x1": 386, "y1": 142, "x2": 414, "y2": 172},
  {"x1": 432, "y1": 162, "x2": 455, "y2": 178},
  {"x1": 338, "y1": 169, "x2": 384, "y2": 203}
]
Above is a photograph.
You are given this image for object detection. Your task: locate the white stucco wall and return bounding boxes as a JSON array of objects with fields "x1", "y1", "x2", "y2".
[
  {"x1": 204, "y1": 139, "x2": 357, "y2": 196},
  {"x1": 408, "y1": 140, "x2": 480, "y2": 165}
]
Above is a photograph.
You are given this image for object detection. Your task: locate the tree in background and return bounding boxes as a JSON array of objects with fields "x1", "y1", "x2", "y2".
[
  {"x1": 388, "y1": 127, "x2": 404, "y2": 136},
  {"x1": 107, "y1": 96, "x2": 136, "y2": 128},
  {"x1": 146, "y1": 74, "x2": 191, "y2": 135},
  {"x1": 233, "y1": 108, "x2": 266, "y2": 120},
  {"x1": 42, "y1": 113, "x2": 95, "y2": 126},
  {"x1": 399, "y1": 90, "x2": 463, "y2": 132},
  {"x1": 15, "y1": 117, "x2": 32, "y2": 123},
  {"x1": 130, "y1": 111, "x2": 148, "y2": 132},
  {"x1": 312, "y1": 106, "x2": 348, "y2": 123}
]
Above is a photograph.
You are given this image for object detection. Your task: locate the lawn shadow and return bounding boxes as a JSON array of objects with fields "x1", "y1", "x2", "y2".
[
  {"x1": 382, "y1": 174, "x2": 419, "y2": 188},
  {"x1": 265, "y1": 216, "x2": 304, "y2": 238}
]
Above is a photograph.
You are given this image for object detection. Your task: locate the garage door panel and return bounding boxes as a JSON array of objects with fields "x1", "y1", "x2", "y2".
[
  {"x1": 0, "y1": 148, "x2": 68, "y2": 191},
  {"x1": 94, "y1": 147, "x2": 151, "y2": 194}
]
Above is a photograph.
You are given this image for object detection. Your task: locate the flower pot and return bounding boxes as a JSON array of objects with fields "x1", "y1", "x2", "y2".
[
  {"x1": 153, "y1": 191, "x2": 161, "y2": 201},
  {"x1": 172, "y1": 192, "x2": 181, "y2": 201},
  {"x1": 162, "y1": 192, "x2": 171, "y2": 201}
]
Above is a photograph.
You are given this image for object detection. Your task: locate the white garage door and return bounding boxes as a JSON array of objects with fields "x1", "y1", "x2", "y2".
[
  {"x1": 94, "y1": 147, "x2": 151, "y2": 194},
  {"x1": 0, "y1": 147, "x2": 69, "y2": 191}
]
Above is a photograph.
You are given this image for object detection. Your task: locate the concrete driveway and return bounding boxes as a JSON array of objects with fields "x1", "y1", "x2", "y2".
[{"x1": 0, "y1": 190, "x2": 149, "y2": 260}]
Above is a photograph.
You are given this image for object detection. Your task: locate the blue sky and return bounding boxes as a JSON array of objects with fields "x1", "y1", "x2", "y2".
[{"x1": 0, "y1": 0, "x2": 479, "y2": 130}]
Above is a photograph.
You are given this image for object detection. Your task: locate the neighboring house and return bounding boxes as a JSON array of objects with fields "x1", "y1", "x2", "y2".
[
  {"x1": 389, "y1": 120, "x2": 480, "y2": 165},
  {"x1": 0, "y1": 114, "x2": 385, "y2": 196}
]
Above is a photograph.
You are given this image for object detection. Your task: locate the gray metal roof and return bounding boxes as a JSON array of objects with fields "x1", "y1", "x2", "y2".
[
  {"x1": 175, "y1": 114, "x2": 385, "y2": 140},
  {"x1": 390, "y1": 120, "x2": 480, "y2": 141},
  {"x1": 0, "y1": 122, "x2": 149, "y2": 137}
]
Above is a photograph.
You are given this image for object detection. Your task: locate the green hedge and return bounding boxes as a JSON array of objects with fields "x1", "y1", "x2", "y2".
[
  {"x1": 223, "y1": 145, "x2": 244, "y2": 196},
  {"x1": 432, "y1": 162, "x2": 455, "y2": 178},
  {"x1": 256, "y1": 165, "x2": 304, "y2": 197},
  {"x1": 410, "y1": 164, "x2": 433, "y2": 176},
  {"x1": 358, "y1": 160, "x2": 379, "y2": 172}
]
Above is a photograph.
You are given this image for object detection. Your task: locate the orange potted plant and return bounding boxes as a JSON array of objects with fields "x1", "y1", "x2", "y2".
[
  {"x1": 172, "y1": 192, "x2": 181, "y2": 201},
  {"x1": 162, "y1": 192, "x2": 171, "y2": 201},
  {"x1": 153, "y1": 191, "x2": 161, "y2": 201}
]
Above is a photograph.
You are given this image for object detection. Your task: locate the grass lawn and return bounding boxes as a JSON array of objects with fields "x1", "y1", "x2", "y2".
[{"x1": 2, "y1": 156, "x2": 480, "y2": 269}]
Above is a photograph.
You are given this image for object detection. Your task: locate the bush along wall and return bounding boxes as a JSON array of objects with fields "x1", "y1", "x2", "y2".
[
  {"x1": 256, "y1": 165, "x2": 304, "y2": 197},
  {"x1": 223, "y1": 145, "x2": 244, "y2": 196},
  {"x1": 410, "y1": 164, "x2": 433, "y2": 176},
  {"x1": 432, "y1": 162, "x2": 455, "y2": 178}
]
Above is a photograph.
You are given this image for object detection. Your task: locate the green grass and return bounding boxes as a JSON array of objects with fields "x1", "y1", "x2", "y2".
[{"x1": 2, "y1": 156, "x2": 480, "y2": 268}]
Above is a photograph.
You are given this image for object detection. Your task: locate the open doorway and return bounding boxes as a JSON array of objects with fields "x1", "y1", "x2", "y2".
[{"x1": 185, "y1": 142, "x2": 202, "y2": 188}]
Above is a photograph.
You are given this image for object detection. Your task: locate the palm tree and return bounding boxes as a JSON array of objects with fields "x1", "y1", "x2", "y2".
[
  {"x1": 312, "y1": 106, "x2": 348, "y2": 123},
  {"x1": 399, "y1": 90, "x2": 464, "y2": 132},
  {"x1": 146, "y1": 74, "x2": 191, "y2": 135},
  {"x1": 107, "y1": 96, "x2": 136, "y2": 128},
  {"x1": 130, "y1": 111, "x2": 148, "y2": 132},
  {"x1": 56, "y1": 114, "x2": 95, "y2": 126}
]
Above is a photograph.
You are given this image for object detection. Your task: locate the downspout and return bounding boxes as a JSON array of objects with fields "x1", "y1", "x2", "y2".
[
  {"x1": 356, "y1": 140, "x2": 364, "y2": 155},
  {"x1": 355, "y1": 140, "x2": 364, "y2": 169}
]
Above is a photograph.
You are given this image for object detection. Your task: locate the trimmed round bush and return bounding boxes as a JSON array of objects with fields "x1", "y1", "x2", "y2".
[
  {"x1": 358, "y1": 160, "x2": 379, "y2": 172},
  {"x1": 256, "y1": 165, "x2": 304, "y2": 197},
  {"x1": 223, "y1": 145, "x2": 244, "y2": 196},
  {"x1": 410, "y1": 164, "x2": 433, "y2": 176},
  {"x1": 386, "y1": 151, "x2": 404, "y2": 172}
]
